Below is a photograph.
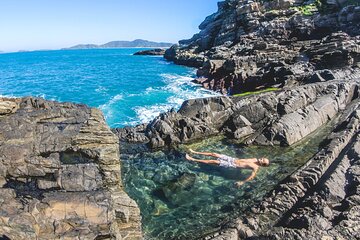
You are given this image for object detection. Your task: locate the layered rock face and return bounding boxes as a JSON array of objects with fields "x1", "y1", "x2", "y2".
[
  {"x1": 113, "y1": 1, "x2": 360, "y2": 239},
  {"x1": 165, "y1": 0, "x2": 360, "y2": 94},
  {"x1": 205, "y1": 97, "x2": 360, "y2": 240},
  {"x1": 114, "y1": 79, "x2": 360, "y2": 149},
  {"x1": 115, "y1": 78, "x2": 360, "y2": 238},
  {"x1": 0, "y1": 97, "x2": 142, "y2": 239}
]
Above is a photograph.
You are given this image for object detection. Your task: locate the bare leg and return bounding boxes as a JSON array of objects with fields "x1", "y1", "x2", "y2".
[
  {"x1": 189, "y1": 149, "x2": 222, "y2": 158},
  {"x1": 185, "y1": 154, "x2": 220, "y2": 165}
]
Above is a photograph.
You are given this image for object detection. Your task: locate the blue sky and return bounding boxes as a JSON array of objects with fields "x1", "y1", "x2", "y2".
[{"x1": 0, "y1": 0, "x2": 219, "y2": 52}]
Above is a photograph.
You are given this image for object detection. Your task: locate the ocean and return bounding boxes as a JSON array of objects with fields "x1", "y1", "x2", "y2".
[{"x1": 0, "y1": 48, "x2": 218, "y2": 127}]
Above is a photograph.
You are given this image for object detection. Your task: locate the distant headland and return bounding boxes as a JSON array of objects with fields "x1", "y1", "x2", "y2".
[{"x1": 64, "y1": 39, "x2": 173, "y2": 50}]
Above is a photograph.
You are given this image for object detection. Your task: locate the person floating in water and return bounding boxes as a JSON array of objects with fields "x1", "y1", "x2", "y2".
[{"x1": 185, "y1": 149, "x2": 270, "y2": 187}]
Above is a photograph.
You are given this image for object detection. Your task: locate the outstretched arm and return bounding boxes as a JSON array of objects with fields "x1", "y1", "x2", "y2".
[
  {"x1": 235, "y1": 167, "x2": 258, "y2": 187},
  {"x1": 189, "y1": 149, "x2": 221, "y2": 158},
  {"x1": 185, "y1": 154, "x2": 220, "y2": 165}
]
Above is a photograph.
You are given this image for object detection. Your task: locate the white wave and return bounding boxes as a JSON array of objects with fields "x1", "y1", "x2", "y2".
[
  {"x1": 0, "y1": 94, "x2": 16, "y2": 98},
  {"x1": 36, "y1": 93, "x2": 47, "y2": 99},
  {"x1": 99, "y1": 94, "x2": 123, "y2": 120},
  {"x1": 133, "y1": 104, "x2": 174, "y2": 125},
  {"x1": 99, "y1": 73, "x2": 221, "y2": 127},
  {"x1": 129, "y1": 73, "x2": 221, "y2": 126},
  {"x1": 145, "y1": 87, "x2": 155, "y2": 94}
]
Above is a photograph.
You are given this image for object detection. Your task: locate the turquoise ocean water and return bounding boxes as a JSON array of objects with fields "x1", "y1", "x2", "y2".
[{"x1": 0, "y1": 48, "x2": 218, "y2": 127}]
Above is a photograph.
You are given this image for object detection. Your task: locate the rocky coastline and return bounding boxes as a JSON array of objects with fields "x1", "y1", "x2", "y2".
[
  {"x1": 115, "y1": 0, "x2": 360, "y2": 239},
  {"x1": 164, "y1": 0, "x2": 360, "y2": 95},
  {"x1": 2, "y1": 0, "x2": 360, "y2": 239}
]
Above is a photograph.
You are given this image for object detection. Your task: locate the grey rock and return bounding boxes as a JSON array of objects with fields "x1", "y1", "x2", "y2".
[
  {"x1": 134, "y1": 48, "x2": 166, "y2": 56},
  {"x1": 164, "y1": 0, "x2": 360, "y2": 94},
  {"x1": 0, "y1": 97, "x2": 142, "y2": 240}
]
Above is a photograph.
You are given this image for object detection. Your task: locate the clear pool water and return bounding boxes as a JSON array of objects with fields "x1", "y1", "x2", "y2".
[{"x1": 121, "y1": 120, "x2": 335, "y2": 239}]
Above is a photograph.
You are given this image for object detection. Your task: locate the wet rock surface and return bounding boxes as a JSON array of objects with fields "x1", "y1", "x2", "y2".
[
  {"x1": 0, "y1": 97, "x2": 142, "y2": 239},
  {"x1": 164, "y1": 0, "x2": 360, "y2": 94}
]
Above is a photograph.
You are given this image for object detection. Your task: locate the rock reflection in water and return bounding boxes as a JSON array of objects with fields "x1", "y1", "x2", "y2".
[{"x1": 121, "y1": 120, "x2": 335, "y2": 239}]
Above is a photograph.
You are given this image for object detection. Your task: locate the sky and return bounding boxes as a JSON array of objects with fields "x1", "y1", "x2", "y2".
[{"x1": 0, "y1": 0, "x2": 220, "y2": 52}]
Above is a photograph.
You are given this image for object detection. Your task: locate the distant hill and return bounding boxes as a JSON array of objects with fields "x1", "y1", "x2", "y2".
[{"x1": 65, "y1": 39, "x2": 173, "y2": 50}]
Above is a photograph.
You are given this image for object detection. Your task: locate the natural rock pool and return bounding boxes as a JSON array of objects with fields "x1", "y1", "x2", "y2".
[{"x1": 121, "y1": 119, "x2": 336, "y2": 239}]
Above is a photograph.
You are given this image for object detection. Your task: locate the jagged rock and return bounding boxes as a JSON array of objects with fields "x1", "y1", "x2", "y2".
[
  {"x1": 117, "y1": 79, "x2": 360, "y2": 150},
  {"x1": 203, "y1": 99, "x2": 360, "y2": 239},
  {"x1": 115, "y1": 79, "x2": 360, "y2": 240},
  {"x1": 165, "y1": 0, "x2": 360, "y2": 94},
  {"x1": 0, "y1": 97, "x2": 142, "y2": 240},
  {"x1": 306, "y1": 69, "x2": 336, "y2": 83}
]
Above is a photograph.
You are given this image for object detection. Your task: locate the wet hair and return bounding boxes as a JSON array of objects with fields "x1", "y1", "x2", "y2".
[{"x1": 258, "y1": 158, "x2": 270, "y2": 167}]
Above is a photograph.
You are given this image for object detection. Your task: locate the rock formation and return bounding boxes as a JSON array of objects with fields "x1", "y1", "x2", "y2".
[
  {"x1": 204, "y1": 95, "x2": 360, "y2": 240},
  {"x1": 0, "y1": 97, "x2": 142, "y2": 239},
  {"x1": 116, "y1": 78, "x2": 360, "y2": 239},
  {"x1": 114, "y1": 78, "x2": 360, "y2": 149},
  {"x1": 134, "y1": 49, "x2": 166, "y2": 56},
  {"x1": 165, "y1": 0, "x2": 360, "y2": 94},
  {"x1": 114, "y1": 9, "x2": 360, "y2": 231},
  {"x1": 113, "y1": 1, "x2": 360, "y2": 239},
  {"x1": 4, "y1": 1, "x2": 359, "y2": 239}
]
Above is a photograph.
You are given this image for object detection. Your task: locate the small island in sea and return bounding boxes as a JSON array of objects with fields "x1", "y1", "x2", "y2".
[
  {"x1": 0, "y1": 0, "x2": 360, "y2": 240},
  {"x1": 65, "y1": 39, "x2": 173, "y2": 50}
]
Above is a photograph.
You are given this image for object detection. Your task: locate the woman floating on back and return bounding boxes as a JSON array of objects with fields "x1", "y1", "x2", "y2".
[{"x1": 186, "y1": 149, "x2": 270, "y2": 187}]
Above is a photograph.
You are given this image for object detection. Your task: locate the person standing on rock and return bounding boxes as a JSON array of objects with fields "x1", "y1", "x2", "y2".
[{"x1": 185, "y1": 149, "x2": 270, "y2": 187}]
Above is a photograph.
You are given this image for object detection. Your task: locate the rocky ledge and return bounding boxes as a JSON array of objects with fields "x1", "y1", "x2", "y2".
[
  {"x1": 115, "y1": 75, "x2": 360, "y2": 238},
  {"x1": 165, "y1": 0, "x2": 360, "y2": 94},
  {"x1": 0, "y1": 97, "x2": 142, "y2": 239},
  {"x1": 114, "y1": 78, "x2": 360, "y2": 149},
  {"x1": 133, "y1": 48, "x2": 166, "y2": 56},
  {"x1": 205, "y1": 90, "x2": 360, "y2": 240}
]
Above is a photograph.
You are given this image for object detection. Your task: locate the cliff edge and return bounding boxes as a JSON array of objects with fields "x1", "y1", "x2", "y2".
[
  {"x1": 0, "y1": 97, "x2": 142, "y2": 239},
  {"x1": 165, "y1": 0, "x2": 360, "y2": 94}
]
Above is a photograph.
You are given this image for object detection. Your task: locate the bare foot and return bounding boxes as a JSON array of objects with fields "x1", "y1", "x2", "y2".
[
  {"x1": 235, "y1": 181, "x2": 245, "y2": 188},
  {"x1": 189, "y1": 148, "x2": 196, "y2": 154},
  {"x1": 185, "y1": 154, "x2": 194, "y2": 161}
]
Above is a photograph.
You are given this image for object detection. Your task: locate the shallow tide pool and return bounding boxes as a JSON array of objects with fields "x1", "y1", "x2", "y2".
[{"x1": 121, "y1": 120, "x2": 335, "y2": 239}]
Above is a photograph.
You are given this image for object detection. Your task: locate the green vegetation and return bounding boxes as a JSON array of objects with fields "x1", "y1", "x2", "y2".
[
  {"x1": 233, "y1": 87, "x2": 279, "y2": 97},
  {"x1": 292, "y1": 3, "x2": 319, "y2": 15}
]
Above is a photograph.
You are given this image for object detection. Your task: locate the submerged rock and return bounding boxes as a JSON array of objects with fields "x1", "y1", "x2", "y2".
[
  {"x1": 0, "y1": 97, "x2": 142, "y2": 239},
  {"x1": 155, "y1": 173, "x2": 197, "y2": 205}
]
